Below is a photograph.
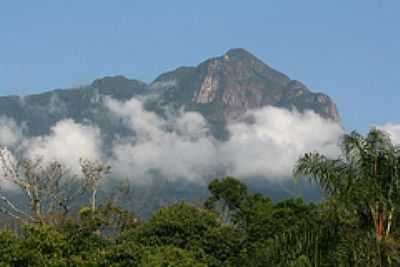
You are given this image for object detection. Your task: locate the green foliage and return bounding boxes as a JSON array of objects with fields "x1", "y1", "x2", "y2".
[
  {"x1": 1, "y1": 129, "x2": 400, "y2": 266},
  {"x1": 294, "y1": 128, "x2": 400, "y2": 265},
  {"x1": 140, "y1": 246, "x2": 207, "y2": 267},
  {"x1": 21, "y1": 224, "x2": 68, "y2": 266},
  {"x1": 201, "y1": 225, "x2": 243, "y2": 263},
  {"x1": 0, "y1": 231, "x2": 23, "y2": 266},
  {"x1": 205, "y1": 176, "x2": 249, "y2": 223},
  {"x1": 98, "y1": 242, "x2": 144, "y2": 267},
  {"x1": 125, "y1": 202, "x2": 219, "y2": 248}
]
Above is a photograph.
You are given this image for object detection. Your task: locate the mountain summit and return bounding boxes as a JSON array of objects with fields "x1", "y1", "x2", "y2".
[
  {"x1": 0, "y1": 48, "x2": 339, "y2": 137},
  {"x1": 153, "y1": 48, "x2": 339, "y2": 124}
]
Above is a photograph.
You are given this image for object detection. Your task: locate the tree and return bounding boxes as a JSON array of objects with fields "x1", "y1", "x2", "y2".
[
  {"x1": 205, "y1": 177, "x2": 249, "y2": 224},
  {"x1": 0, "y1": 230, "x2": 23, "y2": 265},
  {"x1": 294, "y1": 128, "x2": 400, "y2": 265},
  {"x1": 0, "y1": 148, "x2": 83, "y2": 224},
  {"x1": 99, "y1": 241, "x2": 144, "y2": 267},
  {"x1": 140, "y1": 246, "x2": 207, "y2": 267},
  {"x1": 80, "y1": 159, "x2": 111, "y2": 212},
  {"x1": 0, "y1": 224, "x2": 70, "y2": 266},
  {"x1": 127, "y1": 202, "x2": 220, "y2": 248}
]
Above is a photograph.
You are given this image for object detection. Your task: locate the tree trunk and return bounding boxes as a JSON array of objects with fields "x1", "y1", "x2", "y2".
[
  {"x1": 32, "y1": 199, "x2": 44, "y2": 224},
  {"x1": 386, "y1": 207, "x2": 394, "y2": 236},
  {"x1": 376, "y1": 212, "x2": 385, "y2": 242},
  {"x1": 91, "y1": 189, "x2": 97, "y2": 212}
]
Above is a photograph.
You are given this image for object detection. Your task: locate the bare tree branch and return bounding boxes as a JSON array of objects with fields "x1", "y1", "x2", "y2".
[{"x1": 80, "y1": 159, "x2": 111, "y2": 212}]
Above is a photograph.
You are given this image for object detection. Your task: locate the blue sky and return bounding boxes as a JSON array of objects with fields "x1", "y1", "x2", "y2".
[{"x1": 0, "y1": 0, "x2": 399, "y2": 132}]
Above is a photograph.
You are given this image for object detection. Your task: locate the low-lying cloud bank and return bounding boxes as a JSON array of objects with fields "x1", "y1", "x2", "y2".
[
  {"x1": 220, "y1": 108, "x2": 343, "y2": 178},
  {"x1": 379, "y1": 123, "x2": 400, "y2": 145},
  {"x1": 106, "y1": 97, "x2": 219, "y2": 183},
  {"x1": 0, "y1": 96, "x2": 347, "y2": 184},
  {"x1": 0, "y1": 116, "x2": 25, "y2": 148},
  {"x1": 25, "y1": 119, "x2": 103, "y2": 174}
]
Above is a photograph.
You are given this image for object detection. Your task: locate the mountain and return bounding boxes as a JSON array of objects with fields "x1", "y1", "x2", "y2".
[
  {"x1": 0, "y1": 48, "x2": 338, "y2": 215},
  {"x1": 153, "y1": 48, "x2": 339, "y2": 124},
  {"x1": 0, "y1": 76, "x2": 147, "y2": 136},
  {"x1": 0, "y1": 48, "x2": 339, "y2": 138}
]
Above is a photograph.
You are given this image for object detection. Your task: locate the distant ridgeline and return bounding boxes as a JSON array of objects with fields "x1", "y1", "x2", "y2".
[{"x1": 0, "y1": 48, "x2": 339, "y2": 138}]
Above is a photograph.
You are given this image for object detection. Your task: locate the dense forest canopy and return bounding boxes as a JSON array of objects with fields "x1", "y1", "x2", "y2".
[{"x1": 0, "y1": 128, "x2": 400, "y2": 266}]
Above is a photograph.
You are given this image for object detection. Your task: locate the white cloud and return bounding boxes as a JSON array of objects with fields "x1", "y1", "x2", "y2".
[
  {"x1": 105, "y1": 97, "x2": 343, "y2": 182},
  {"x1": 0, "y1": 147, "x2": 19, "y2": 190},
  {"x1": 24, "y1": 119, "x2": 103, "y2": 174},
  {"x1": 379, "y1": 123, "x2": 400, "y2": 145},
  {"x1": 0, "y1": 116, "x2": 25, "y2": 147},
  {"x1": 0, "y1": 96, "x2": 345, "y2": 184},
  {"x1": 0, "y1": 119, "x2": 103, "y2": 190},
  {"x1": 105, "y1": 97, "x2": 218, "y2": 183},
  {"x1": 219, "y1": 107, "x2": 343, "y2": 179}
]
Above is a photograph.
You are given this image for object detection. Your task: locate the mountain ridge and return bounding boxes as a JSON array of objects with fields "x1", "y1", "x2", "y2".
[{"x1": 0, "y1": 48, "x2": 340, "y2": 137}]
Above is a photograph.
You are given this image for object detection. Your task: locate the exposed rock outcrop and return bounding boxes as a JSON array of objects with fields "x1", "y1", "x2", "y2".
[{"x1": 154, "y1": 48, "x2": 340, "y2": 124}]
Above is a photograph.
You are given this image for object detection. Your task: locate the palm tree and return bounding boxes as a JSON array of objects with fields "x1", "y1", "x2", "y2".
[{"x1": 294, "y1": 128, "x2": 400, "y2": 265}]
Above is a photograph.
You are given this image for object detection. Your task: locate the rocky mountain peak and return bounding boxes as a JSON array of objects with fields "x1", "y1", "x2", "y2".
[
  {"x1": 223, "y1": 48, "x2": 258, "y2": 60},
  {"x1": 156, "y1": 48, "x2": 339, "y2": 123}
]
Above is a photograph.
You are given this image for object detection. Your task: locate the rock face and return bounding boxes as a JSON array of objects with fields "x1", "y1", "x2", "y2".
[
  {"x1": 154, "y1": 48, "x2": 340, "y2": 124},
  {"x1": 0, "y1": 48, "x2": 340, "y2": 137}
]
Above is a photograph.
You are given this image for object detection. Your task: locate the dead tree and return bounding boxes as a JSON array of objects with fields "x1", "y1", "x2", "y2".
[
  {"x1": 0, "y1": 147, "x2": 84, "y2": 224},
  {"x1": 80, "y1": 159, "x2": 111, "y2": 212}
]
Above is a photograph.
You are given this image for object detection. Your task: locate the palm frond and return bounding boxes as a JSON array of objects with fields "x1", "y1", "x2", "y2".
[{"x1": 294, "y1": 152, "x2": 352, "y2": 196}]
